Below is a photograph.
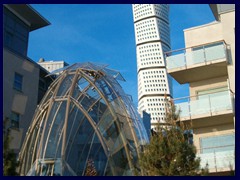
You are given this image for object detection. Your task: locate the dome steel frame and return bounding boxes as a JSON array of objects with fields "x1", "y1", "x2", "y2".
[{"x1": 18, "y1": 62, "x2": 149, "y2": 176}]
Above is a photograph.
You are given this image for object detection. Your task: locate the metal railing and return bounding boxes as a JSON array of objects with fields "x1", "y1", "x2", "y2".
[
  {"x1": 166, "y1": 41, "x2": 227, "y2": 70},
  {"x1": 197, "y1": 145, "x2": 235, "y2": 173},
  {"x1": 173, "y1": 90, "x2": 234, "y2": 119}
]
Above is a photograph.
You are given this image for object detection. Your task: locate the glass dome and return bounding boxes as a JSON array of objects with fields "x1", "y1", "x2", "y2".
[{"x1": 18, "y1": 62, "x2": 149, "y2": 176}]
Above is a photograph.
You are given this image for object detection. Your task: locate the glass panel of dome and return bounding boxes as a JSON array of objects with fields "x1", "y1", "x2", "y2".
[{"x1": 19, "y1": 62, "x2": 149, "y2": 176}]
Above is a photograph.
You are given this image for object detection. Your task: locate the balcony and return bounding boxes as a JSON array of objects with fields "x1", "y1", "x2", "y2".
[
  {"x1": 197, "y1": 146, "x2": 235, "y2": 174},
  {"x1": 173, "y1": 90, "x2": 234, "y2": 127},
  {"x1": 166, "y1": 41, "x2": 228, "y2": 84}
]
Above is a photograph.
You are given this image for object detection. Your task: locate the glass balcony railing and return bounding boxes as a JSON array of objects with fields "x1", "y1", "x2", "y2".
[
  {"x1": 197, "y1": 147, "x2": 235, "y2": 172},
  {"x1": 166, "y1": 41, "x2": 227, "y2": 70},
  {"x1": 173, "y1": 90, "x2": 234, "y2": 119}
]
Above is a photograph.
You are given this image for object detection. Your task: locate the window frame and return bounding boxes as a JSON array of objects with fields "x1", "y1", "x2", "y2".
[
  {"x1": 13, "y1": 72, "x2": 23, "y2": 92},
  {"x1": 200, "y1": 134, "x2": 235, "y2": 154},
  {"x1": 10, "y1": 111, "x2": 20, "y2": 129}
]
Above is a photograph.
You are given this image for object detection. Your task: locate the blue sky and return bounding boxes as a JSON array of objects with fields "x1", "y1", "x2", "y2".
[{"x1": 28, "y1": 4, "x2": 215, "y2": 106}]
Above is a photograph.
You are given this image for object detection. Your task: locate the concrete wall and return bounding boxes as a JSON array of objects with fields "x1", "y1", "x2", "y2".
[
  {"x1": 182, "y1": 7, "x2": 235, "y2": 171},
  {"x1": 189, "y1": 76, "x2": 228, "y2": 96},
  {"x1": 38, "y1": 61, "x2": 65, "y2": 73},
  {"x1": 221, "y1": 11, "x2": 235, "y2": 93},
  {"x1": 193, "y1": 122, "x2": 234, "y2": 151},
  {"x1": 184, "y1": 21, "x2": 222, "y2": 48},
  {"x1": 184, "y1": 11, "x2": 235, "y2": 95},
  {"x1": 3, "y1": 48, "x2": 40, "y2": 150},
  {"x1": 217, "y1": 4, "x2": 235, "y2": 16},
  {"x1": 209, "y1": 4, "x2": 235, "y2": 21}
]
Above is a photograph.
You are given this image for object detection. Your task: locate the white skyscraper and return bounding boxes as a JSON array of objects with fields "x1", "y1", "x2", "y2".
[{"x1": 132, "y1": 4, "x2": 172, "y2": 128}]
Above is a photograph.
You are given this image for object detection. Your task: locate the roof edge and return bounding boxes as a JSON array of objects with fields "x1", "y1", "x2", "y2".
[{"x1": 4, "y1": 4, "x2": 50, "y2": 31}]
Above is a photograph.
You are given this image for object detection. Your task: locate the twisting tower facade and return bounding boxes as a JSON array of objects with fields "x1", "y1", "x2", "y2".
[{"x1": 132, "y1": 4, "x2": 172, "y2": 128}]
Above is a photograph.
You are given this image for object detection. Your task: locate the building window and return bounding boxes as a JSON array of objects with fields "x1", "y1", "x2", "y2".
[
  {"x1": 4, "y1": 31, "x2": 13, "y2": 47},
  {"x1": 200, "y1": 134, "x2": 235, "y2": 154},
  {"x1": 13, "y1": 72, "x2": 23, "y2": 91},
  {"x1": 197, "y1": 86, "x2": 228, "y2": 100},
  {"x1": 3, "y1": 7, "x2": 29, "y2": 56},
  {"x1": 10, "y1": 111, "x2": 20, "y2": 129}
]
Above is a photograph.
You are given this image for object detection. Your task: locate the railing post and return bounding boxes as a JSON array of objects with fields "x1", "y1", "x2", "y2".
[
  {"x1": 203, "y1": 45, "x2": 207, "y2": 64},
  {"x1": 208, "y1": 94, "x2": 212, "y2": 116},
  {"x1": 222, "y1": 42, "x2": 227, "y2": 63},
  {"x1": 228, "y1": 90, "x2": 234, "y2": 111},
  {"x1": 214, "y1": 150, "x2": 218, "y2": 172},
  {"x1": 184, "y1": 49, "x2": 187, "y2": 68},
  {"x1": 188, "y1": 96, "x2": 191, "y2": 119}
]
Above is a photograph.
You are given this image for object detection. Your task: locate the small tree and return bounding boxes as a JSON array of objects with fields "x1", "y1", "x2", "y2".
[
  {"x1": 3, "y1": 119, "x2": 19, "y2": 176},
  {"x1": 138, "y1": 99, "x2": 206, "y2": 176},
  {"x1": 84, "y1": 159, "x2": 97, "y2": 176}
]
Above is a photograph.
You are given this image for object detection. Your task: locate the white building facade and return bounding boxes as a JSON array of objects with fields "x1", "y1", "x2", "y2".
[
  {"x1": 38, "y1": 58, "x2": 69, "y2": 73},
  {"x1": 132, "y1": 4, "x2": 172, "y2": 127},
  {"x1": 166, "y1": 4, "x2": 235, "y2": 175}
]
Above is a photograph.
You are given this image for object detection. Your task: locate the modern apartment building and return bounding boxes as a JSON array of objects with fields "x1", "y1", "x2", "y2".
[
  {"x1": 132, "y1": 4, "x2": 172, "y2": 128},
  {"x1": 3, "y1": 4, "x2": 52, "y2": 153},
  {"x1": 38, "y1": 58, "x2": 69, "y2": 73},
  {"x1": 166, "y1": 4, "x2": 235, "y2": 175}
]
